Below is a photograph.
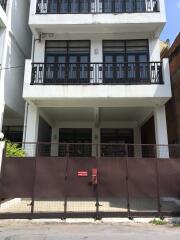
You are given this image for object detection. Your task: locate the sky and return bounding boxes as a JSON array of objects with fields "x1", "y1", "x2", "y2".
[{"x1": 160, "y1": 0, "x2": 180, "y2": 44}]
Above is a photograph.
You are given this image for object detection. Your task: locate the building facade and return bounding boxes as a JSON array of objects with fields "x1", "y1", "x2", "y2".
[
  {"x1": 161, "y1": 33, "x2": 180, "y2": 144},
  {"x1": 23, "y1": 0, "x2": 171, "y2": 158},
  {"x1": 0, "y1": 0, "x2": 32, "y2": 142}
]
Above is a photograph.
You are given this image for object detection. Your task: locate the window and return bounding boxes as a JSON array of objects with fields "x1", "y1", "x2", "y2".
[
  {"x1": 2, "y1": 126, "x2": 23, "y2": 143},
  {"x1": 103, "y1": 40, "x2": 149, "y2": 83},
  {"x1": 101, "y1": 128, "x2": 134, "y2": 157},
  {"x1": 59, "y1": 128, "x2": 92, "y2": 157},
  {"x1": 45, "y1": 41, "x2": 90, "y2": 84}
]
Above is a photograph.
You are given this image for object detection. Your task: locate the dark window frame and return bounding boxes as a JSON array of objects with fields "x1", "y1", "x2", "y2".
[
  {"x1": 59, "y1": 128, "x2": 92, "y2": 157},
  {"x1": 103, "y1": 39, "x2": 150, "y2": 83},
  {"x1": 45, "y1": 40, "x2": 91, "y2": 63}
]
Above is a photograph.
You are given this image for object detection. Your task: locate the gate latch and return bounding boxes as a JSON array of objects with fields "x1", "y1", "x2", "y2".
[{"x1": 91, "y1": 168, "x2": 98, "y2": 185}]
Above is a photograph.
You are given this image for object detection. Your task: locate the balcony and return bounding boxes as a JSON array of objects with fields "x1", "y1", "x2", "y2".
[
  {"x1": 36, "y1": 0, "x2": 159, "y2": 14},
  {"x1": 31, "y1": 62, "x2": 163, "y2": 85},
  {"x1": 0, "y1": 0, "x2": 7, "y2": 11}
]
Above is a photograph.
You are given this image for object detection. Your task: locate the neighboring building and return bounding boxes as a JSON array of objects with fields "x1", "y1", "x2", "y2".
[
  {"x1": 0, "y1": 0, "x2": 32, "y2": 142},
  {"x1": 161, "y1": 33, "x2": 180, "y2": 144},
  {"x1": 23, "y1": 0, "x2": 171, "y2": 158}
]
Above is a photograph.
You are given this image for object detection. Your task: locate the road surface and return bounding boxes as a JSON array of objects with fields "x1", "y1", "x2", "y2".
[{"x1": 0, "y1": 221, "x2": 179, "y2": 240}]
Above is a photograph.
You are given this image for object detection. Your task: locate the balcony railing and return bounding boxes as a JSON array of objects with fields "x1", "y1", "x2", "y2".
[
  {"x1": 31, "y1": 62, "x2": 163, "y2": 85},
  {"x1": 0, "y1": 0, "x2": 7, "y2": 11},
  {"x1": 36, "y1": 0, "x2": 159, "y2": 14}
]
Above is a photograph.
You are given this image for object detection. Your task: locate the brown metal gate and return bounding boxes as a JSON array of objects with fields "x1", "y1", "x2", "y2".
[{"x1": 0, "y1": 143, "x2": 180, "y2": 219}]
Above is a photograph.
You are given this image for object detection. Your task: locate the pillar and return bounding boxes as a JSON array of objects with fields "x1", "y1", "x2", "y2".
[
  {"x1": 134, "y1": 126, "x2": 142, "y2": 157},
  {"x1": 51, "y1": 127, "x2": 59, "y2": 157},
  {"x1": 154, "y1": 105, "x2": 169, "y2": 158},
  {"x1": 23, "y1": 103, "x2": 39, "y2": 156}
]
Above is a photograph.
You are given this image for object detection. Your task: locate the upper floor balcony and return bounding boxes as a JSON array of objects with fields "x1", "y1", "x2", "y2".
[
  {"x1": 36, "y1": 0, "x2": 160, "y2": 14},
  {"x1": 23, "y1": 58, "x2": 171, "y2": 107},
  {"x1": 31, "y1": 61, "x2": 163, "y2": 85},
  {"x1": 29, "y1": 0, "x2": 166, "y2": 36}
]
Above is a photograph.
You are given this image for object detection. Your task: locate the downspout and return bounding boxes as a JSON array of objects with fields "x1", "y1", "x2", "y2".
[{"x1": 23, "y1": 102, "x2": 29, "y2": 144}]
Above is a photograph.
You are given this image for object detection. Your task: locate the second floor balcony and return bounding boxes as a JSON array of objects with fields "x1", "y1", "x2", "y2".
[
  {"x1": 36, "y1": 0, "x2": 159, "y2": 14},
  {"x1": 31, "y1": 61, "x2": 163, "y2": 85}
]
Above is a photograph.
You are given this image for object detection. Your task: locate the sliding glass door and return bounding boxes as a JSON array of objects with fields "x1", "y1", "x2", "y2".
[{"x1": 103, "y1": 40, "x2": 149, "y2": 84}]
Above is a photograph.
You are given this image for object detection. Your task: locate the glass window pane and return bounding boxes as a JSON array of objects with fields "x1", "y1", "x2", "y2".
[
  {"x1": 115, "y1": 0, "x2": 125, "y2": 12},
  {"x1": 60, "y1": 0, "x2": 68, "y2": 13}
]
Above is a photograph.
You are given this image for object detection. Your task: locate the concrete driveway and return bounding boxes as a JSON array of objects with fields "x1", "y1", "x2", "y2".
[{"x1": 0, "y1": 221, "x2": 180, "y2": 240}]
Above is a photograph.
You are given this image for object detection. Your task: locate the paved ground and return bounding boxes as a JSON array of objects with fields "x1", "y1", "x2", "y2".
[{"x1": 0, "y1": 221, "x2": 180, "y2": 240}]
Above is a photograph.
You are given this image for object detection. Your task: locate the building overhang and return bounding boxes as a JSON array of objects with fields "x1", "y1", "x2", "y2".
[{"x1": 29, "y1": 13, "x2": 166, "y2": 37}]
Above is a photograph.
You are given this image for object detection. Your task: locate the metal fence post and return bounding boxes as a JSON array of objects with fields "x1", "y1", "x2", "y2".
[
  {"x1": 125, "y1": 144, "x2": 131, "y2": 219},
  {"x1": 0, "y1": 141, "x2": 6, "y2": 203},
  {"x1": 155, "y1": 145, "x2": 162, "y2": 218},
  {"x1": 95, "y1": 143, "x2": 100, "y2": 220},
  {"x1": 64, "y1": 143, "x2": 69, "y2": 219},
  {"x1": 30, "y1": 142, "x2": 38, "y2": 218}
]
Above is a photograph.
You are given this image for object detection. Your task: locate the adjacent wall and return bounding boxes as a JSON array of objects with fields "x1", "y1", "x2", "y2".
[{"x1": 0, "y1": 0, "x2": 32, "y2": 118}]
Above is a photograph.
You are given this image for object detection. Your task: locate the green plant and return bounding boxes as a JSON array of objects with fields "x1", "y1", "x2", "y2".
[
  {"x1": 6, "y1": 141, "x2": 25, "y2": 157},
  {"x1": 150, "y1": 219, "x2": 167, "y2": 225}
]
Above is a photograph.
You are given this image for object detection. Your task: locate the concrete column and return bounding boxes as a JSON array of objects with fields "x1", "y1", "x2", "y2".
[
  {"x1": 92, "y1": 127, "x2": 100, "y2": 157},
  {"x1": 51, "y1": 127, "x2": 59, "y2": 157},
  {"x1": 24, "y1": 104, "x2": 39, "y2": 156},
  {"x1": 154, "y1": 105, "x2": 169, "y2": 158},
  {"x1": 133, "y1": 126, "x2": 142, "y2": 157}
]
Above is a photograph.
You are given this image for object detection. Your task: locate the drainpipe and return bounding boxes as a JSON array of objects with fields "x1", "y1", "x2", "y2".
[{"x1": 23, "y1": 102, "x2": 29, "y2": 145}]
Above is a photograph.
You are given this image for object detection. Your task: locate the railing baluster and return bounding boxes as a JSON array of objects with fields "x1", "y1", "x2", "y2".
[
  {"x1": 31, "y1": 61, "x2": 163, "y2": 85},
  {"x1": 36, "y1": 0, "x2": 159, "y2": 13}
]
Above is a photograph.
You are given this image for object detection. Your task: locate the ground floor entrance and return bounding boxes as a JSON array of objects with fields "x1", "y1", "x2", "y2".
[{"x1": 58, "y1": 128, "x2": 134, "y2": 157}]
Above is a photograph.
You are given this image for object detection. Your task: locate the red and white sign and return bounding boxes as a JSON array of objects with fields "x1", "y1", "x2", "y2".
[{"x1": 78, "y1": 171, "x2": 88, "y2": 177}]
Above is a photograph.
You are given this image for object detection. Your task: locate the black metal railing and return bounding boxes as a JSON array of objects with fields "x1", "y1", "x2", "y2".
[
  {"x1": 36, "y1": 0, "x2": 159, "y2": 14},
  {"x1": 31, "y1": 62, "x2": 163, "y2": 85},
  {"x1": 0, "y1": 0, "x2": 7, "y2": 11}
]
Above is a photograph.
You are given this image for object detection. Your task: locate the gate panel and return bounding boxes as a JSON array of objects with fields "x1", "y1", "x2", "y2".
[
  {"x1": 128, "y1": 158, "x2": 158, "y2": 213},
  {"x1": 98, "y1": 157, "x2": 128, "y2": 214},
  {"x1": 33, "y1": 157, "x2": 67, "y2": 214},
  {"x1": 0, "y1": 157, "x2": 35, "y2": 215},
  {"x1": 1, "y1": 157, "x2": 35, "y2": 198},
  {"x1": 66, "y1": 157, "x2": 97, "y2": 214},
  {"x1": 158, "y1": 158, "x2": 180, "y2": 213}
]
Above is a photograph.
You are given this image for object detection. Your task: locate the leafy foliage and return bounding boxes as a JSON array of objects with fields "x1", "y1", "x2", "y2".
[
  {"x1": 6, "y1": 141, "x2": 25, "y2": 157},
  {"x1": 150, "y1": 219, "x2": 167, "y2": 225}
]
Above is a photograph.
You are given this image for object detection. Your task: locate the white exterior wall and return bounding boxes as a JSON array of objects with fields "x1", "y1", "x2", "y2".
[
  {"x1": 0, "y1": 0, "x2": 32, "y2": 121},
  {"x1": 22, "y1": 0, "x2": 171, "y2": 157},
  {"x1": 33, "y1": 32, "x2": 160, "y2": 63}
]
